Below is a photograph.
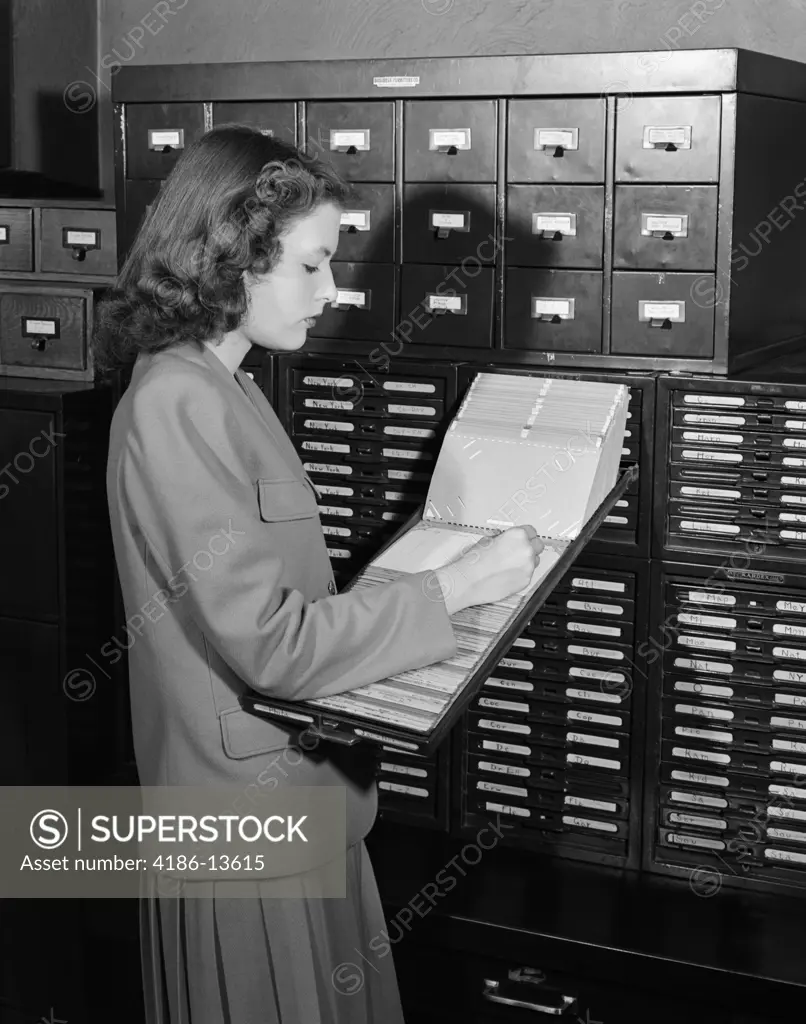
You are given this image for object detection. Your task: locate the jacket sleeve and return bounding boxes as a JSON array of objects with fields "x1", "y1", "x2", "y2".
[{"x1": 120, "y1": 366, "x2": 458, "y2": 701}]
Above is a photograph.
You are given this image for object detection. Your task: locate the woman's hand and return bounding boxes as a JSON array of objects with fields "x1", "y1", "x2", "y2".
[{"x1": 433, "y1": 526, "x2": 544, "y2": 615}]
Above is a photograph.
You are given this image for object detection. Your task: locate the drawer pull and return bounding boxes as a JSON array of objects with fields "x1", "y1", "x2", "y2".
[{"x1": 483, "y1": 970, "x2": 578, "y2": 1015}]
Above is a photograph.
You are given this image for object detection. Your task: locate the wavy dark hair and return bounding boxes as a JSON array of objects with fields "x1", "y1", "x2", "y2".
[{"x1": 93, "y1": 125, "x2": 352, "y2": 372}]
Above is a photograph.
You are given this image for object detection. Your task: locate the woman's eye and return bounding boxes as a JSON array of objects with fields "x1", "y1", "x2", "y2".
[{"x1": 303, "y1": 264, "x2": 319, "y2": 275}]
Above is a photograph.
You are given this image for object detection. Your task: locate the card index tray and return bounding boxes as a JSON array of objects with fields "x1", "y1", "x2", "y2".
[{"x1": 241, "y1": 462, "x2": 638, "y2": 757}]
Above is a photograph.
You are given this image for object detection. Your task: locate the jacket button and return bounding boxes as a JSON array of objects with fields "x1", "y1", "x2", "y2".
[{"x1": 328, "y1": 581, "x2": 337, "y2": 595}]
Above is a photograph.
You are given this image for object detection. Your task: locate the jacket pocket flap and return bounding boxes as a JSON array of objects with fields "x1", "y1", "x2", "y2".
[
  {"x1": 220, "y1": 706, "x2": 290, "y2": 759},
  {"x1": 257, "y1": 477, "x2": 319, "y2": 522}
]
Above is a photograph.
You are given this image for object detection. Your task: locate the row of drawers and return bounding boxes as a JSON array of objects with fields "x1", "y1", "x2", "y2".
[
  {"x1": 297, "y1": 265, "x2": 719, "y2": 358},
  {"x1": 223, "y1": 182, "x2": 720, "y2": 272},
  {"x1": 0, "y1": 207, "x2": 117, "y2": 277},
  {"x1": 123, "y1": 95, "x2": 723, "y2": 184},
  {"x1": 651, "y1": 566, "x2": 806, "y2": 892}
]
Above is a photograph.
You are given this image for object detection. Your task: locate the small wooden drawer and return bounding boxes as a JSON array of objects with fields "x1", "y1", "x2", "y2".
[
  {"x1": 40, "y1": 209, "x2": 117, "y2": 277},
  {"x1": 0, "y1": 208, "x2": 34, "y2": 272},
  {"x1": 0, "y1": 288, "x2": 92, "y2": 376}
]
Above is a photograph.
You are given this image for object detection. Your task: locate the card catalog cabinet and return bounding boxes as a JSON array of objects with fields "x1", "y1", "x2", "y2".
[{"x1": 114, "y1": 49, "x2": 806, "y2": 374}]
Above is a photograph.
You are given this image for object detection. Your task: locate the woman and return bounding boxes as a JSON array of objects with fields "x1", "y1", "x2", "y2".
[{"x1": 95, "y1": 125, "x2": 543, "y2": 1024}]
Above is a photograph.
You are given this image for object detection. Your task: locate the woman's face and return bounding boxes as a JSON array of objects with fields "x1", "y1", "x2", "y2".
[{"x1": 241, "y1": 201, "x2": 342, "y2": 351}]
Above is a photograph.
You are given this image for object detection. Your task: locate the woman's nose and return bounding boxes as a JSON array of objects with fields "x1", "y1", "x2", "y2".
[{"x1": 318, "y1": 263, "x2": 338, "y2": 305}]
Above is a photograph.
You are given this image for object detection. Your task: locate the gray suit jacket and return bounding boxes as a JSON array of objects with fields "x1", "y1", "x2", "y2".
[{"x1": 106, "y1": 342, "x2": 457, "y2": 857}]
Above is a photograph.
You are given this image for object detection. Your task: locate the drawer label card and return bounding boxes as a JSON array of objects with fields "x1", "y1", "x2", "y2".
[
  {"x1": 566, "y1": 600, "x2": 623, "y2": 616},
  {"x1": 478, "y1": 761, "x2": 531, "y2": 778},
  {"x1": 567, "y1": 731, "x2": 619, "y2": 749},
  {"x1": 481, "y1": 739, "x2": 531, "y2": 756},
  {"x1": 643, "y1": 125, "x2": 692, "y2": 147},
  {"x1": 566, "y1": 753, "x2": 620, "y2": 771},
  {"x1": 780, "y1": 530, "x2": 806, "y2": 542},
  {"x1": 683, "y1": 431, "x2": 743, "y2": 444},
  {"x1": 431, "y1": 212, "x2": 466, "y2": 229},
  {"x1": 675, "y1": 725, "x2": 732, "y2": 743},
  {"x1": 0, "y1": 225, "x2": 7, "y2": 242},
  {"x1": 429, "y1": 129, "x2": 471, "y2": 149},
  {"x1": 683, "y1": 395, "x2": 745, "y2": 407},
  {"x1": 304, "y1": 398, "x2": 354, "y2": 411},
  {"x1": 379, "y1": 763, "x2": 428, "y2": 778},
  {"x1": 782, "y1": 495, "x2": 806, "y2": 505},
  {"x1": 640, "y1": 301, "x2": 684, "y2": 321},
  {"x1": 680, "y1": 521, "x2": 741, "y2": 535},
  {"x1": 330, "y1": 130, "x2": 370, "y2": 150},
  {"x1": 533, "y1": 213, "x2": 576, "y2": 235},
  {"x1": 784, "y1": 457, "x2": 806, "y2": 467},
  {"x1": 686, "y1": 591, "x2": 736, "y2": 607},
  {"x1": 786, "y1": 401, "x2": 806, "y2": 412},
  {"x1": 667, "y1": 834, "x2": 725, "y2": 850},
  {"x1": 675, "y1": 703, "x2": 734, "y2": 722},
  {"x1": 427, "y1": 294, "x2": 464, "y2": 312},
  {"x1": 773, "y1": 738, "x2": 806, "y2": 754},
  {"x1": 776, "y1": 694, "x2": 806, "y2": 709},
  {"x1": 484, "y1": 802, "x2": 530, "y2": 818},
  {"x1": 384, "y1": 425, "x2": 435, "y2": 439},
  {"x1": 681, "y1": 487, "x2": 741, "y2": 500},
  {"x1": 678, "y1": 612, "x2": 737, "y2": 629},
  {"x1": 532, "y1": 297, "x2": 574, "y2": 319},
  {"x1": 565, "y1": 796, "x2": 618, "y2": 813},
  {"x1": 675, "y1": 681, "x2": 734, "y2": 698},
  {"x1": 383, "y1": 381, "x2": 436, "y2": 394},
  {"x1": 535, "y1": 128, "x2": 578, "y2": 149},
  {"x1": 22, "y1": 318, "x2": 58, "y2": 336},
  {"x1": 301, "y1": 441, "x2": 350, "y2": 454},
  {"x1": 477, "y1": 780, "x2": 527, "y2": 798},
  {"x1": 678, "y1": 635, "x2": 737, "y2": 652},
  {"x1": 670, "y1": 812, "x2": 725, "y2": 830},
  {"x1": 562, "y1": 816, "x2": 618, "y2": 833},
  {"x1": 786, "y1": 420, "x2": 806, "y2": 431},
  {"x1": 512, "y1": 637, "x2": 536, "y2": 649},
  {"x1": 670, "y1": 791, "x2": 727, "y2": 809},
  {"x1": 485, "y1": 677, "x2": 533, "y2": 692},
  {"x1": 674, "y1": 657, "x2": 733, "y2": 674},
  {"x1": 303, "y1": 462, "x2": 352, "y2": 475},
  {"x1": 478, "y1": 718, "x2": 531, "y2": 735},
  {"x1": 340, "y1": 210, "x2": 370, "y2": 230},
  {"x1": 382, "y1": 448, "x2": 427, "y2": 460},
  {"x1": 770, "y1": 783, "x2": 806, "y2": 800},
  {"x1": 771, "y1": 760, "x2": 806, "y2": 775},
  {"x1": 785, "y1": 438, "x2": 806, "y2": 449},
  {"x1": 64, "y1": 229, "x2": 99, "y2": 248},
  {"x1": 326, "y1": 547, "x2": 351, "y2": 559},
  {"x1": 780, "y1": 512, "x2": 806, "y2": 524},
  {"x1": 387, "y1": 403, "x2": 435, "y2": 417},
  {"x1": 567, "y1": 621, "x2": 622, "y2": 637},
  {"x1": 499, "y1": 657, "x2": 532, "y2": 671},
  {"x1": 771, "y1": 716, "x2": 806, "y2": 732},
  {"x1": 567, "y1": 710, "x2": 621, "y2": 728},
  {"x1": 766, "y1": 848, "x2": 806, "y2": 864},
  {"x1": 335, "y1": 290, "x2": 367, "y2": 307},
  {"x1": 378, "y1": 782, "x2": 429, "y2": 798},
  {"x1": 571, "y1": 578, "x2": 626, "y2": 593},
  {"x1": 148, "y1": 129, "x2": 183, "y2": 148},
  {"x1": 681, "y1": 450, "x2": 743, "y2": 463},
  {"x1": 302, "y1": 375, "x2": 355, "y2": 387},
  {"x1": 672, "y1": 747, "x2": 731, "y2": 765},
  {"x1": 318, "y1": 505, "x2": 353, "y2": 517},
  {"x1": 774, "y1": 646, "x2": 806, "y2": 661},
  {"x1": 566, "y1": 687, "x2": 622, "y2": 704},
  {"x1": 768, "y1": 827, "x2": 806, "y2": 843},
  {"x1": 644, "y1": 214, "x2": 686, "y2": 233},
  {"x1": 568, "y1": 645, "x2": 624, "y2": 661},
  {"x1": 775, "y1": 623, "x2": 806, "y2": 638},
  {"x1": 683, "y1": 413, "x2": 746, "y2": 426},
  {"x1": 671, "y1": 769, "x2": 729, "y2": 787},
  {"x1": 304, "y1": 419, "x2": 353, "y2": 432},
  {"x1": 318, "y1": 485, "x2": 353, "y2": 497},
  {"x1": 322, "y1": 525, "x2": 350, "y2": 538}
]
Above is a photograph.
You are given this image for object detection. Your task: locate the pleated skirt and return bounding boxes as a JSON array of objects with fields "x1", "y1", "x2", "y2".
[{"x1": 140, "y1": 841, "x2": 405, "y2": 1024}]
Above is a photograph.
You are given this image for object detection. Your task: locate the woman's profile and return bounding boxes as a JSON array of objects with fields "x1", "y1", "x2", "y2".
[{"x1": 94, "y1": 124, "x2": 542, "y2": 1023}]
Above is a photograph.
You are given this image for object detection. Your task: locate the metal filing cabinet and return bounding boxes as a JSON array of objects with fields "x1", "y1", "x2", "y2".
[{"x1": 113, "y1": 49, "x2": 806, "y2": 374}]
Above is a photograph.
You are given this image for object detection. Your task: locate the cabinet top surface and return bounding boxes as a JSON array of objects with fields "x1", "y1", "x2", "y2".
[{"x1": 113, "y1": 48, "x2": 806, "y2": 104}]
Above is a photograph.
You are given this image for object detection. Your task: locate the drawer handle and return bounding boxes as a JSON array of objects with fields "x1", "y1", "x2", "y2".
[{"x1": 483, "y1": 975, "x2": 578, "y2": 1015}]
